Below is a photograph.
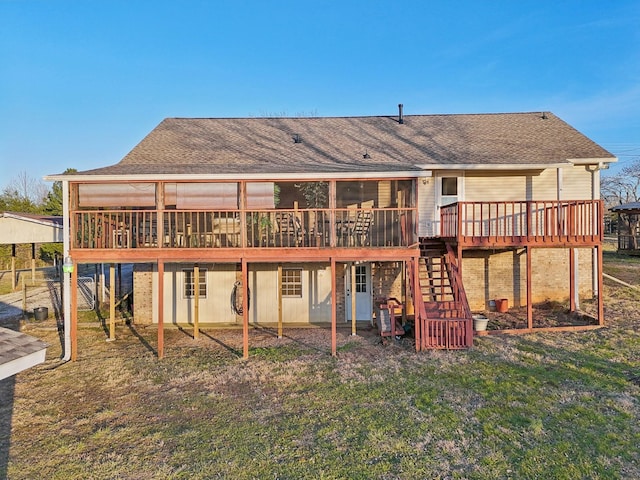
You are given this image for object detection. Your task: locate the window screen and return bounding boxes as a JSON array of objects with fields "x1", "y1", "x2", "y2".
[
  {"x1": 281, "y1": 268, "x2": 302, "y2": 297},
  {"x1": 184, "y1": 268, "x2": 207, "y2": 298}
]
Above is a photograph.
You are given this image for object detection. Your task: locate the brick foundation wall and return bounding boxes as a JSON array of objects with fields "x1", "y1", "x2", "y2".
[
  {"x1": 133, "y1": 263, "x2": 153, "y2": 324},
  {"x1": 462, "y1": 247, "x2": 594, "y2": 311}
]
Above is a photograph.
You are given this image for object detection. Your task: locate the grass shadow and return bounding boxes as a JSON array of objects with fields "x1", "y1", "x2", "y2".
[
  {"x1": 250, "y1": 324, "x2": 327, "y2": 354},
  {"x1": 199, "y1": 330, "x2": 242, "y2": 357},
  {"x1": 126, "y1": 323, "x2": 157, "y2": 356}
]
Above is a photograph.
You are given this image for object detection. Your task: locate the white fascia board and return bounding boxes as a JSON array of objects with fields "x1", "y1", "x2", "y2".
[
  {"x1": 413, "y1": 162, "x2": 571, "y2": 170},
  {"x1": 568, "y1": 157, "x2": 618, "y2": 165},
  {"x1": 0, "y1": 348, "x2": 47, "y2": 381},
  {"x1": 1, "y1": 212, "x2": 62, "y2": 229},
  {"x1": 45, "y1": 171, "x2": 426, "y2": 182}
]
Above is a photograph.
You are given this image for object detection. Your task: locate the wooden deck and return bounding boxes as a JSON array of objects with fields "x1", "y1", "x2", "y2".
[{"x1": 440, "y1": 200, "x2": 603, "y2": 248}]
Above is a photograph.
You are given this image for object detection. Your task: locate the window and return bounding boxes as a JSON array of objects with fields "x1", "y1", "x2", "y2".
[
  {"x1": 355, "y1": 265, "x2": 367, "y2": 293},
  {"x1": 441, "y1": 177, "x2": 458, "y2": 196},
  {"x1": 184, "y1": 268, "x2": 207, "y2": 298},
  {"x1": 281, "y1": 268, "x2": 302, "y2": 297}
]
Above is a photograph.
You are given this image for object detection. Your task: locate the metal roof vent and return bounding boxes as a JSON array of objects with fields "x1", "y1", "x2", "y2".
[
  {"x1": 293, "y1": 133, "x2": 302, "y2": 143},
  {"x1": 398, "y1": 104, "x2": 404, "y2": 124},
  {"x1": 363, "y1": 151, "x2": 371, "y2": 159}
]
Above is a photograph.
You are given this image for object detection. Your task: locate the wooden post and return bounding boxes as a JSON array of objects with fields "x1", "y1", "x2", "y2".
[
  {"x1": 569, "y1": 248, "x2": 576, "y2": 313},
  {"x1": 597, "y1": 245, "x2": 604, "y2": 326},
  {"x1": 109, "y1": 263, "x2": 116, "y2": 341},
  {"x1": 350, "y1": 263, "x2": 356, "y2": 336},
  {"x1": 242, "y1": 259, "x2": 249, "y2": 359},
  {"x1": 157, "y1": 260, "x2": 164, "y2": 359},
  {"x1": 413, "y1": 256, "x2": 421, "y2": 352},
  {"x1": 31, "y1": 243, "x2": 36, "y2": 283},
  {"x1": 11, "y1": 244, "x2": 16, "y2": 291},
  {"x1": 193, "y1": 264, "x2": 200, "y2": 340},
  {"x1": 117, "y1": 263, "x2": 122, "y2": 298},
  {"x1": 331, "y1": 257, "x2": 337, "y2": 356},
  {"x1": 277, "y1": 264, "x2": 283, "y2": 339},
  {"x1": 22, "y1": 275, "x2": 27, "y2": 320},
  {"x1": 526, "y1": 247, "x2": 533, "y2": 330},
  {"x1": 329, "y1": 181, "x2": 337, "y2": 247},
  {"x1": 71, "y1": 263, "x2": 78, "y2": 361}
]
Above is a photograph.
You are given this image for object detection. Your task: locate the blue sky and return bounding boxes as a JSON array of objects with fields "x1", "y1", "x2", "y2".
[{"x1": 2, "y1": 0, "x2": 639, "y2": 189}]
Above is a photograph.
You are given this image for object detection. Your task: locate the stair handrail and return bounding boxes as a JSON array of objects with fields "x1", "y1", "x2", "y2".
[
  {"x1": 406, "y1": 258, "x2": 428, "y2": 351},
  {"x1": 444, "y1": 244, "x2": 472, "y2": 320}
]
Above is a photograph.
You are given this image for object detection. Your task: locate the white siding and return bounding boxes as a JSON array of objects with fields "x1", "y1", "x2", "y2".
[
  {"x1": 561, "y1": 165, "x2": 593, "y2": 200},
  {"x1": 530, "y1": 168, "x2": 557, "y2": 200},
  {"x1": 464, "y1": 172, "x2": 528, "y2": 202},
  {"x1": 418, "y1": 178, "x2": 436, "y2": 237},
  {"x1": 249, "y1": 263, "x2": 332, "y2": 324},
  {"x1": 153, "y1": 263, "x2": 238, "y2": 324}
]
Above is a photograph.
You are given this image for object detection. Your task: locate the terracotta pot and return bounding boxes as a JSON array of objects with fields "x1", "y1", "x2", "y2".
[{"x1": 495, "y1": 298, "x2": 508, "y2": 313}]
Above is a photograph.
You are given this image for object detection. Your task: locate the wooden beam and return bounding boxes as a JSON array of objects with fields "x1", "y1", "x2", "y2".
[
  {"x1": 68, "y1": 245, "x2": 419, "y2": 264},
  {"x1": 350, "y1": 262, "x2": 356, "y2": 336},
  {"x1": 331, "y1": 257, "x2": 337, "y2": 356},
  {"x1": 413, "y1": 256, "x2": 421, "y2": 352},
  {"x1": 109, "y1": 263, "x2": 116, "y2": 341},
  {"x1": 242, "y1": 259, "x2": 249, "y2": 359},
  {"x1": 157, "y1": 260, "x2": 164, "y2": 359},
  {"x1": 71, "y1": 262, "x2": 78, "y2": 361},
  {"x1": 526, "y1": 246, "x2": 532, "y2": 330},
  {"x1": 11, "y1": 244, "x2": 16, "y2": 291},
  {"x1": 277, "y1": 264, "x2": 283, "y2": 339},
  {"x1": 31, "y1": 243, "x2": 36, "y2": 283},
  {"x1": 193, "y1": 264, "x2": 200, "y2": 340}
]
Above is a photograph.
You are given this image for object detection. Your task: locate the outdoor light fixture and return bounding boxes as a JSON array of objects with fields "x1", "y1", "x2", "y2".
[{"x1": 62, "y1": 256, "x2": 74, "y2": 273}]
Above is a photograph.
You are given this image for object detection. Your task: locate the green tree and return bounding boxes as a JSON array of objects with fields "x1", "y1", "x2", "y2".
[
  {"x1": 0, "y1": 187, "x2": 40, "y2": 213},
  {"x1": 43, "y1": 167, "x2": 77, "y2": 215}
]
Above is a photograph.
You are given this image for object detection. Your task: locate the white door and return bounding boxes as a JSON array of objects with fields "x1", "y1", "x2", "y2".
[
  {"x1": 434, "y1": 173, "x2": 464, "y2": 236},
  {"x1": 345, "y1": 263, "x2": 372, "y2": 322}
]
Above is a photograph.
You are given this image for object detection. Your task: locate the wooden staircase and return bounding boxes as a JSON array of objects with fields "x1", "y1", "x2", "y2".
[{"x1": 409, "y1": 239, "x2": 474, "y2": 350}]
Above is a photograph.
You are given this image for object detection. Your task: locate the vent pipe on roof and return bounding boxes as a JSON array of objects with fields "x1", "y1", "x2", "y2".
[
  {"x1": 293, "y1": 133, "x2": 302, "y2": 143},
  {"x1": 398, "y1": 104, "x2": 404, "y2": 124}
]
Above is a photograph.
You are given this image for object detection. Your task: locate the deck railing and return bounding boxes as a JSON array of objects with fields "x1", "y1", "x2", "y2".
[
  {"x1": 71, "y1": 207, "x2": 415, "y2": 249},
  {"x1": 618, "y1": 234, "x2": 639, "y2": 251},
  {"x1": 440, "y1": 200, "x2": 603, "y2": 247}
]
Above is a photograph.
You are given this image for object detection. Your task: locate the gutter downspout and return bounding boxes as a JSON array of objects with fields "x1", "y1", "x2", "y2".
[
  {"x1": 62, "y1": 180, "x2": 71, "y2": 361},
  {"x1": 591, "y1": 163, "x2": 604, "y2": 298}
]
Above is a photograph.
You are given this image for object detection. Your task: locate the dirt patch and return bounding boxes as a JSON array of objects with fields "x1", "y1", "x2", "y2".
[{"x1": 481, "y1": 300, "x2": 598, "y2": 330}]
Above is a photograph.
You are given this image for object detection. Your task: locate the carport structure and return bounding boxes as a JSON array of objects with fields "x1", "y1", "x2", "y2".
[
  {"x1": 0, "y1": 212, "x2": 63, "y2": 290},
  {"x1": 610, "y1": 202, "x2": 640, "y2": 253}
]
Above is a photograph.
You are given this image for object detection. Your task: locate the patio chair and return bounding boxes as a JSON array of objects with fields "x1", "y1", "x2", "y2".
[{"x1": 275, "y1": 212, "x2": 304, "y2": 246}]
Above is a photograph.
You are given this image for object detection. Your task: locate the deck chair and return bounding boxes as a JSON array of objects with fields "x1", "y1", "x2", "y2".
[
  {"x1": 275, "y1": 212, "x2": 304, "y2": 246},
  {"x1": 349, "y1": 205, "x2": 373, "y2": 246}
]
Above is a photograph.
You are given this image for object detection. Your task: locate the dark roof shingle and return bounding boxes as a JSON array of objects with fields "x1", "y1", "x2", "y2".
[{"x1": 68, "y1": 112, "x2": 615, "y2": 177}]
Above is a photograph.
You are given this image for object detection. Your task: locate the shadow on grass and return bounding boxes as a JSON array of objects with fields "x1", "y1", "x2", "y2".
[
  {"x1": 199, "y1": 330, "x2": 242, "y2": 357},
  {"x1": 250, "y1": 324, "x2": 328, "y2": 354},
  {"x1": 0, "y1": 316, "x2": 20, "y2": 479},
  {"x1": 126, "y1": 323, "x2": 157, "y2": 356}
]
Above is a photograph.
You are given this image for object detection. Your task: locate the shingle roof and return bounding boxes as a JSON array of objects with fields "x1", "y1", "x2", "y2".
[
  {"x1": 0, "y1": 327, "x2": 48, "y2": 380},
  {"x1": 610, "y1": 202, "x2": 640, "y2": 212},
  {"x1": 68, "y1": 112, "x2": 615, "y2": 177}
]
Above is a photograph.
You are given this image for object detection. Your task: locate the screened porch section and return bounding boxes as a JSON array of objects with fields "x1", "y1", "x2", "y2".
[{"x1": 70, "y1": 179, "x2": 417, "y2": 250}]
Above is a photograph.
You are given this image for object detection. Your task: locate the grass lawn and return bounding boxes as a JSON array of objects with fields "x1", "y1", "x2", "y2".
[{"x1": 2, "y1": 254, "x2": 639, "y2": 479}]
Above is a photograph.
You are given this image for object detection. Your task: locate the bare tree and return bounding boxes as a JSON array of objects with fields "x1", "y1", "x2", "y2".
[
  {"x1": 602, "y1": 159, "x2": 640, "y2": 247},
  {"x1": 6, "y1": 170, "x2": 49, "y2": 205}
]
